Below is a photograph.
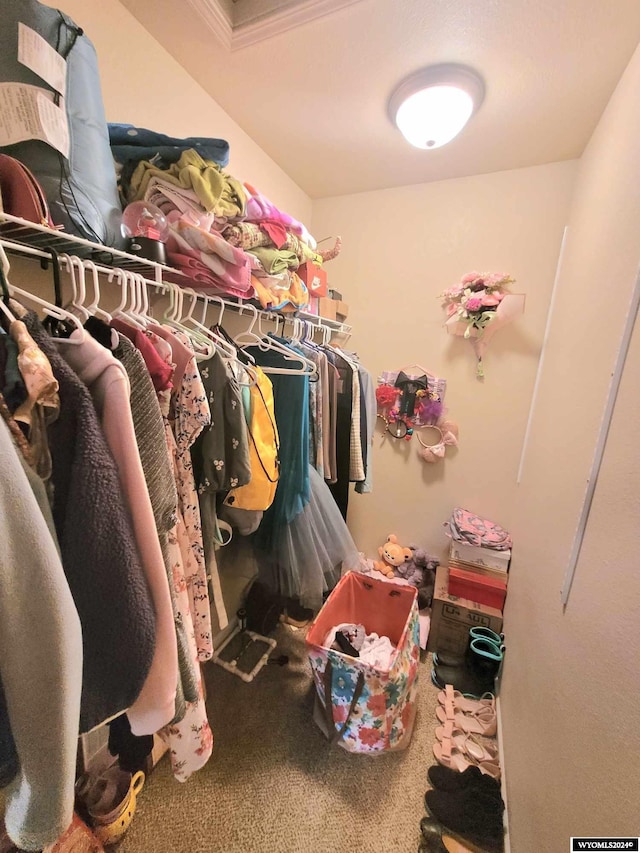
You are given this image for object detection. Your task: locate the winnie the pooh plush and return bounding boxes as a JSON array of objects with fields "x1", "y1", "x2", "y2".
[{"x1": 373, "y1": 534, "x2": 413, "y2": 578}]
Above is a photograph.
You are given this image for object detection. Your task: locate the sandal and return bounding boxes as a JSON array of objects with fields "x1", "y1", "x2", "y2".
[
  {"x1": 436, "y1": 685, "x2": 496, "y2": 735},
  {"x1": 433, "y1": 721, "x2": 501, "y2": 779},
  {"x1": 436, "y1": 703, "x2": 497, "y2": 737},
  {"x1": 435, "y1": 726, "x2": 499, "y2": 762},
  {"x1": 437, "y1": 684, "x2": 495, "y2": 715}
]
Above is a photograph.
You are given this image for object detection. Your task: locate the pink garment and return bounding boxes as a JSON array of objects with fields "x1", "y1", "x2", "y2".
[
  {"x1": 243, "y1": 181, "x2": 315, "y2": 247},
  {"x1": 111, "y1": 318, "x2": 173, "y2": 393},
  {"x1": 59, "y1": 332, "x2": 178, "y2": 735},
  {"x1": 164, "y1": 253, "x2": 225, "y2": 291},
  {"x1": 166, "y1": 234, "x2": 254, "y2": 298},
  {"x1": 259, "y1": 219, "x2": 288, "y2": 249}
]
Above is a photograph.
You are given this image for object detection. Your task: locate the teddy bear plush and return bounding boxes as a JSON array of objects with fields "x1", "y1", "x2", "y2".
[
  {"x1": 373, "y1": 534, "x2": 413, "y2": 578},
  {"x1": 394, "y1": 547, "x2": 439, "y2": 610}
]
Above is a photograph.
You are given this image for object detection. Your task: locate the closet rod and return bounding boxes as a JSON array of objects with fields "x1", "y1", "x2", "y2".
[
  {"x1": 0, "y1": 212, "x2": 167, "y2": 282},
  {"x1": 0, "y1": 227, "x2": 353, "y2": 341},
  {"x1": 0, "y1": 237, "x2": 169, "y2": 294}
]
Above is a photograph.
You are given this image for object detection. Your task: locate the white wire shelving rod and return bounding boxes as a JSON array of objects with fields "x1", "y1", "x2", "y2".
[{"x1": 0, "y1": 231, "x2": 352, "y2": 340}]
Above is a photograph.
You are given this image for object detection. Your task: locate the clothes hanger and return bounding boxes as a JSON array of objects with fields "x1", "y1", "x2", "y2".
[
  {"x1": 0, "y1": 241, "x2": 85, "y2": 342},
  {"x1": 398, "y1": 362, "x2": 434, "y2": 378},
  {"x1": 126, "y1": 272, "x2": 151, "y2": 327},
  {"x1": 162, "y1": 283, "x2": 216, "y2": 360},
  {"x1": 261, "y1": 313, "x2": 318, "y2": 376},
  {"x1": 0, "y1": 243, "x2": 17, "y2": 326},
  {"x1": 187, "y1": 291, "x2": 237, "y2": 360},
  {"x1": 190, "y1": 293, "x2": 261, "y2": 385},
  {"x1": 59, "y1": 254, "x2": 91, "y2": 323},
  {"x1": 110, "y1": 268, "x2": 141, "y2": 328},
  {"x1": 234, "y1": 307, "x2": 315, "y2": 376},
  {"x1": 83, "y1": 260, "x2": 113, "y2": 323}
]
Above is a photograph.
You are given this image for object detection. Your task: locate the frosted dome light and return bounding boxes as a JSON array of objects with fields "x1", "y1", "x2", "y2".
[{"x1": 388, "y1": 64, "x2": 485, "y2": 150}]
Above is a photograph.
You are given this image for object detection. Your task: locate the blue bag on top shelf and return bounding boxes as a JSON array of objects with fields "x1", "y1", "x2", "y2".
[
  {"x1": 0, "y1": 0, "x2": 124, "y2": 248},
  {"x1": 109, "y1": 124, "x2": 230, "y2": 194}
]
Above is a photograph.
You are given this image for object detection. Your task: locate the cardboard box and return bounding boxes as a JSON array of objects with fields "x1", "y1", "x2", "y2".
[
  {"x1": 317, "y1": 296, "x2": 337, "y2": 321},
  {"x1": 329, "y1": 288, "x2": 343, "y2": 300},
  {"x1": 448, "y1": 567, "x2": 507, "y2": 611},
  {"x1": 334, "y1": 300, "x2": 349, "y2": 321},
  {"x1": 307, "y1": 296, "x2": 319, "y2": 315},
  {"x1": 427, "y1": 566, "x2": 503, "y2": 655},
  {"x1": 297, "y1": 261, "x2": 328, "y2": 297},
  {"x1": 449, "y1": 541, "x2": 511, "y2": 573},
  {"x1": 448, "y1": 558, "x2": 509, "y2": 583}
]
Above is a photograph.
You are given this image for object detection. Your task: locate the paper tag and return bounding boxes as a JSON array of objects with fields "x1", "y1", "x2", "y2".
[
  {"x1": 18, "y1": 23, "x2": 67, "y2": 95},
  {"x1": 0, "y1": 83, "x2": 70, "y2": 159}
]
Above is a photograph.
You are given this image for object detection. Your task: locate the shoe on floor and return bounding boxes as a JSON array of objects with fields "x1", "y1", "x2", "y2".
[
  {"x1": 428, "y1": 765, "x2": 502, "y2": 799},
  {"x1": 424, "y1": 788, "x2": 504, "y2": 852}
]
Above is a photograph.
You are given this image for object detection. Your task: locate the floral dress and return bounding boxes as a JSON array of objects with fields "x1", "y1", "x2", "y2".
[
  {"x1": 154, "y1": 343, "x2": 213, "y2": 782},
  {"x1": 170, "y1": 331, "x2": 214, "y2": 662}
]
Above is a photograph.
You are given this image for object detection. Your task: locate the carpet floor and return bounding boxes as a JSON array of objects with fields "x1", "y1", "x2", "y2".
[{"x1": 120, "y1": 624, "x2": 442, "y2": 853}]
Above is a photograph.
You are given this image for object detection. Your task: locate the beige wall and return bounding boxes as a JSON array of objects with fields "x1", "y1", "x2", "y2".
[
  {"x1": 501, "y1": 43, "x2": 640, "y2": 851},
  {"x1": 312, "y1": 161, "x2": 576, "y2": 560},
  {"x1": 56, "y1": 0, "x2": 311, "y2": 224}
]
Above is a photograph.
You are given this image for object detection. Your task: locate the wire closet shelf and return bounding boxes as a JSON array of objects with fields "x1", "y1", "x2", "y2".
[{"x1": 0, "y1": 212, "x2": 353, "y2": 338}]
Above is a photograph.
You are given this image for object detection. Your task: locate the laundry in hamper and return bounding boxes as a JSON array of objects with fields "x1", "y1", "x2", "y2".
[{"x1": 306, "y1": 572, "x2": 420, "y2": 753}]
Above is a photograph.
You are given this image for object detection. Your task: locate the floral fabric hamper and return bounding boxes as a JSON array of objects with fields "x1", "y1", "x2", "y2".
[{"x1": 306, "y1": 571, "x2": 420, "y2": 753}]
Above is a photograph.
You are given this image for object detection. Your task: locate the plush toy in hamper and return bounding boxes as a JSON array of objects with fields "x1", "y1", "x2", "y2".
[{"x1": 306, "y1": 571, "x2": 420, "y2": 753}]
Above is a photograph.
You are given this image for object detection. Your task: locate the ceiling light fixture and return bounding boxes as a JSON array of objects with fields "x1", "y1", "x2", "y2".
[{"x1": 388, "y1": 63, "x2": 485, "y2": 150}]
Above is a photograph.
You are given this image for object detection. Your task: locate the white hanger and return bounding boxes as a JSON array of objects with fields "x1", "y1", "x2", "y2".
[
  {"x1": 0, "y1": 242, "x2": 85, "y2": 343},
  {"x1": 236, "y1": 309, "x2": 317, "y2": 376},
  {"x1": 186, "y1": 290, "x2": 236, "y2": 359},
  {"x1": 111, "y1": 269, "x2": 146, "y2": 329},
  {"x1": 162, "y1": 284, "x2": 216, "y2": 361},
  {"x1": 0, "y1": 242, "x2": 17, "y2": 325},
  {"x1": 83, "y1": 260, "x2": 113, "y2": 323},
  {"x1": 60, "y1": 253, "x2": 90, "y2": 323}
]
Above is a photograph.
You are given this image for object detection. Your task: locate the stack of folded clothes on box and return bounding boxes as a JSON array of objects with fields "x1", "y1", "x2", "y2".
[{"x1": 110, "y1": 125, "x2": 341, "y2": 310}]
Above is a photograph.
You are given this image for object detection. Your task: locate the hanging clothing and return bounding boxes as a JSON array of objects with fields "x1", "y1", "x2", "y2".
[
  {"x1": 153, "y1": 347, "x2": 213, "y2": 782},
  {"x1": 9, "y1": 319, "x2": 59, "y2": 485},
  {"x1": 355, "y1": 366, "x2": 377, "y2": 494},
  {"x1": 190, "y1": 346, "x2": 252, "y2": 635},
  {"x1": 247, "y1": 344, "x2": 311, "y2": 550},
  {"x1": 326, "y1": 350, "x2": 353, "y2": 520},
  {"x1": 59, "y1": 331, "x2": 179, "y2": 736},
  {"x1": 260, "y1": 464, "x2": 359, "y2": 611},
  {"x1": 222, "y1": 365, "x2": 279, "y2": 512},
  {"x1": 169, "y1": 330, "x2": 215, "y2": 660},
  {"x1": 111, "y1": 317, "x2": 173, "y2": 392},
  {"x1": 22, "y1": 312, "x2": 156, "y2": 733},
  {"x1": 191, "y1": 349, "x2": 252, "y2": 496},
  {"x1": 113, "y1": 334, "x2": 198, "y2": 713},
  {"x1": 0, "y1": 417, "x2": 82, "y2": 852}
]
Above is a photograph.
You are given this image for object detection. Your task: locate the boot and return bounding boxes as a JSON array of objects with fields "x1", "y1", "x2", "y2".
[
  {"x1": 424, "y1": 788, "x2": 505, "y2": 852},
  {"x1": 428, "y1": 764, "x2": 502, "y2": 800},
  {"x1": 434, "y1": 627, "x2": 503, "y2": 668},
  {"x1": 432, "y1": 637, "x2": 503, "y2": 697}
]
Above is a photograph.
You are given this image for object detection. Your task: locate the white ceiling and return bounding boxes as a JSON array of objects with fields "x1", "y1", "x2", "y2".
[{"x1": 120, "y1": 0, "x2": 640, "y2": 199}]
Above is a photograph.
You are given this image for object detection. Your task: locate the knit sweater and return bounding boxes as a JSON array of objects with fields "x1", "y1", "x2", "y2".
[
  {"x1": 113, "y1": 334, "x2": 199, "y2": 711},
  {"x1": 0, "y1": 418, "x2": 83, "y2": 852},
  {"x1": 23, "y1": 313, "x2": 156, "y2": 733}
]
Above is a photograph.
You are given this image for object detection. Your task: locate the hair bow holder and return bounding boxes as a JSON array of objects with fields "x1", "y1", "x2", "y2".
[
  {"x1": 416, "y1": 420, "x2": 459, "y2": 463},
  {"x1": 376, "y1": 367, "x2": 459, "y2": 462}
]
